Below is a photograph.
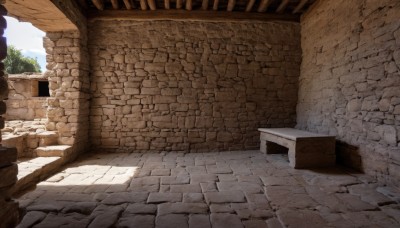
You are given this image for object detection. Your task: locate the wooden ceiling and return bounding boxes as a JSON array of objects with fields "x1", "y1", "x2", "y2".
[{"x1": 83, "y1": 0, "x2": 316, "y2": 22}]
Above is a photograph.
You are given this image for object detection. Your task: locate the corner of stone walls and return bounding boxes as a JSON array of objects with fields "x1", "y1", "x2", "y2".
[
  {"x1": 0, "y1": 3, "x2": 19, "y2": 227},
  {"x1": 297, "y1": 0, "x2": 400, "y2": 186},
  {"x1": 44, "y1": 29, "x2": 90, "y2": 161}
]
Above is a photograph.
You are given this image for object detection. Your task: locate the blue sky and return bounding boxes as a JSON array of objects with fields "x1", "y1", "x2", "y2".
[{"x1": 4, "y1": 16, "x2": 46, "y2": 72}]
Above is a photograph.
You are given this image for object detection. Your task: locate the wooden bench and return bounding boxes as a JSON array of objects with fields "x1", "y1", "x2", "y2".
[{"x1": 258, "y1": 128, "x2": 336, "y2": 168}]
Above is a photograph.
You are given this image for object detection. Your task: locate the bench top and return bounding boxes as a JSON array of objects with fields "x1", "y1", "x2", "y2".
[{"x1": 258, "y1": 128, "x2": 334, "y2": 141}]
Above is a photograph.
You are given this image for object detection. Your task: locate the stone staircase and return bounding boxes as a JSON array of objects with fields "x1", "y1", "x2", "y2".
[{"x1": 5, "y1": 130, "x2": 73, "y2": 196}]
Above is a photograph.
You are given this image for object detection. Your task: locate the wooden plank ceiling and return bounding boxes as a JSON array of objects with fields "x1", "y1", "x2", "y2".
[{"x1": 83, "y1": 0, "x2": 316, "y2": 22}]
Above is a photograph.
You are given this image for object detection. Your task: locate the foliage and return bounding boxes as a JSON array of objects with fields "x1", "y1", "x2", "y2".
[{"x1": 4, "y1": 45, "x2": 41, "y2": 74}]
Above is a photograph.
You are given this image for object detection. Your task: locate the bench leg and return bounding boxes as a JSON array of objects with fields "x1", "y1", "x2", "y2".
[{"x1": 260, "y1": 139, "x2": 267, "y2": 153}]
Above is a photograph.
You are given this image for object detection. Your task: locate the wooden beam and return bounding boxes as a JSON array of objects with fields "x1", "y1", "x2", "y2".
[
  {"x1": 164, "y1": 0, "x2": 170, "y2": 9},
  {"x1": 213, "y1": 0, "x2": 219, "y2": 10},
  {"x1": 140, "y1": 0, "x2": 148, "y2": 10},
  {"x1": 88, "y1": 9, "x2": 300, "y2": 22},
  {"x1": 257, "y1": 0, "x2": 270, "y2": 12},
  {"x1": 227, "y1": 0, "x2": 235, "y2": 11},
  {"x1": 245, "y1": 0, "x2": 256, "y2": 12},
  {"x1": 77, "y1": 0, "x2": 88, "y2": 9},
  {"x1": 176, "y1": 0, "x2": 183, "y2": 9},
  {"x1": 91, "y1": 0, "x2": 104, "y2": 10},
  {"x1": 293, "y1": 0, "x2": 308, "y2": 14},
  {"x1": 276, "y1": 0, "x2": 290, "y2": 13},
  {"x1": 202, "y1": 0, "x2": 209, "y2": 10},
  {"x1": 186, "y1": 0, "x2": 192, "y2": 10},
  {"x1": 111, "y1": 0, "x2": 119, "y2": 9},
  {"x1": 123, "y1": 0, "x2": 136, "y2": 9},
  {"x1": 147, "y1": 0, "x2": 157, "y2": 10}
]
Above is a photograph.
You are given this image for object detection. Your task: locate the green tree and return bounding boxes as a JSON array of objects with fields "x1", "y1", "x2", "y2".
[{"x1": 4, "y1": 45, "x2": 41, "y2": 74}]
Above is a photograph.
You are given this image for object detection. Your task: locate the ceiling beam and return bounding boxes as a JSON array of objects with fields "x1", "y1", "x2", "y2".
[
  {"x1": 91, "y1": 0, "x2": 104, "y2": 10},
  {"x1": 227, "y1": 0, "x2": 235, "y2": 11},
  {"x1": 202, "y1": 0, "x2": 209, "y2": 10},
  {"x1": 186, "y1": 0, "x2": 193, "y2": 10},
  {"x1": 245, "y1": 0, "x2": 256, "y2": 12},
  {"x1": 140, "y1": 0, "x2": 148, "y2": 10},
  {"x1": 276, "y1": 0, "x2": 290, "y2": 13},
  {"x1": 164, "y1": 0, "x2": 170, "y2": 9},
  {"x1": 88, "y1": 9, "x2": 300, "y2": 22},
  {"x1": 213, "y1": 0, "x2": 219, "y2": 10},
  {"x1": 293, "y1": 0, "x2": 308, "y2": 14},
  {"x1": 257, "y1": 0, "x2": 270, "y2": 13},
  {"x1": 147, "y1": 0, "x2": 157, "y2": 10},
  {"x1": 111, "y1": 0, "x2": 119, "y2": 9},
  {"x1": 176, "y1": 0, "x2": 183, "y2": 9},
  {"x1": 123, "y1": 0, "x2": 135, "y2": 9}
]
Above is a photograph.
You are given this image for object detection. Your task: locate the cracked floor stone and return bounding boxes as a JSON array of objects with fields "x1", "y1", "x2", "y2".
[{"x1": 16, "y1": 151, "x2": 400, "y2": 228}]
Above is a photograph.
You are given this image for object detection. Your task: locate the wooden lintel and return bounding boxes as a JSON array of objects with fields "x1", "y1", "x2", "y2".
[
  {"x1": 88, "y1": 9, "x2": 300, "y2": 22},
  {"x1": 202, "y1": 0, "x2": 209, "y2": 10},
  {"x1": 147, "y1": 0, "x2": 157, "y2": 10},
  {"x1": 293, "y1": 0, "x2": 308, "y2": 14},
  {"x1": 91, "y1": 0, "x2": 104, "y2": 10},
  {"x1": 213, "y1": 0, "x2": 219, "y2": 11},
  {"x1": 186, "y1": 0, "x2": 193, "y2": 10},
  {"x1": 164, "y1": 0, "x2": 170, "y2": 9},
  {"x1": 111, "y1": 0, "x2": 119, "y2": 9},
  {"x1": 245, "y1": 0, "x2": 256, "y2": 12},
  {"x1": 77, "y1": 0, "x2": 88, "y2": 9},
  {"x1": 140, "y1": 0, "x2": 148, "y2": 10},
  {"x1": 227, "y1": 0, "x2": 235, "y2": 11},
  {"x1": 276, "y1": 0, "x2": 290, "y2": 13},
  {"x1": 257, "y1": 0, "x2": 270, "y2": 12},
  {"x1": 176, "y1": 0, "x2": 183, "y2": 9}
]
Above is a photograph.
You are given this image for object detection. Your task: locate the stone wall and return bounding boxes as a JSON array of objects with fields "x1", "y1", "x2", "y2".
[
  {"x1": 0, "y1": 3, "x2": 19, "y2": 227},
  {"x1": 88, "y1": 20, "x2": 301, "y2": 152},
  {"x1": 297, "y1": 0, "x2": 400, "y2": 185},
  {"x1": 5, "y1": 74, "x2": 48, "y2": 120},
  {"x1": 44, "y1": 30, "x2": 90, "y2": 160}
]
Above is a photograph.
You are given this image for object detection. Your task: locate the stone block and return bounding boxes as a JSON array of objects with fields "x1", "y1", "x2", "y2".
[
  {"x1": 204, "y1": 191, "x2": 246, "y2": 204},
  {"x1": 0, "y1": 76, "x2": 8, "y2": 100},
  {"x1": 0, "y1": 163, "x2": 18, "y2": 188},
  {"x1": 157, "y1": 202, "x2": 208, "y2": 215},
  {"x1": 0, "y1": 101, "x2": 7, "y2": 115},
  {"x1": 0, "y1": 147, "x2": 17, "y2": 167}
]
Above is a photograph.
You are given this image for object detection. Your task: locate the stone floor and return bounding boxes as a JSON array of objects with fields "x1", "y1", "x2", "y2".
[{"x1": 16, "y1": 151, "x2": 400, "y2": 228}]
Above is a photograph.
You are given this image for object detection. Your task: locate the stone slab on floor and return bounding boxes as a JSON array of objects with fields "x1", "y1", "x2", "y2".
[{"x1": 16, "y1": 151, "x2": 400, "y2": 228}]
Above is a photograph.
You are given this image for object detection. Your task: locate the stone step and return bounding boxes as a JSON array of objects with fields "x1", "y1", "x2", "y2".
[
  {"x1": 36, "y1": 131, "x2": 59, "y2": 147},
  {"x1": 12, "y1": 157, "x2": 64, "y2": 196},
  {"x1": 35, "y1": 145, "x2": 72, "y2": 157}
]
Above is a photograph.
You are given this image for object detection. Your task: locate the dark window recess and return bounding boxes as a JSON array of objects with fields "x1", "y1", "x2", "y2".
[{"x1": 38, "y1": 81, "x2": 50, "y2": 97}]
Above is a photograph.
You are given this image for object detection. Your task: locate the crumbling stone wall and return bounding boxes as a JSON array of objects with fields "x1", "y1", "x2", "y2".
[
  {"x1": 5, "y1": 74, "x2": 48, "y2": 120},
  {"x1": 44, "y1": 31, "x2": 90, "y2": 159},
  {"x1": 297, "y1": 0, "x2": 400, "y2": 185},
  {"x1": 88, "y1": 20, "x2": 301, "y2": 152},
  {"x1": 0, "y1": 3, "x2": 19, "y2": 227}
]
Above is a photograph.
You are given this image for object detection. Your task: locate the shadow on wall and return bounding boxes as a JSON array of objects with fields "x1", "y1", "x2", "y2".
[{"x1": 336, "y1": 141, "x2": 362, "y2": 171}]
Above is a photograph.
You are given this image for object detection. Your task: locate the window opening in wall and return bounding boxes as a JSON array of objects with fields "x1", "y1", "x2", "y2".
[{"x1": 38, "y1": 81, "x2": 50, "y2": 97}]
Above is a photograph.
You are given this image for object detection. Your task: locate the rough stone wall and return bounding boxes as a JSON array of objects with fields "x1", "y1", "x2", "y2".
[
  {"x1": 88, "y1": 20, "x2": 301, "y2": 152},
  {"x1": 44, "y1": 31, "x2": 90, "y2": 159},
  {"x1": 297, "y1": 0, "x2": 400, "y2": 185},
  {"x1": 5, "y1": 76, "x2": 48, "y2": 120},
  {"x1": 0, "y1": 3, "x2": 19, "y2": 227}
]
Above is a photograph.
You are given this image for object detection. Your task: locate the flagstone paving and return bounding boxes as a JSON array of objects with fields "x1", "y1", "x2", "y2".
[{"x1": 16, "y1": 151, "x2": 400, "y2": 228}]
